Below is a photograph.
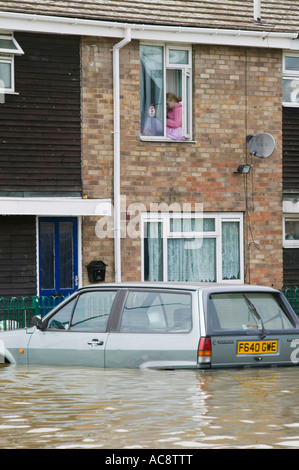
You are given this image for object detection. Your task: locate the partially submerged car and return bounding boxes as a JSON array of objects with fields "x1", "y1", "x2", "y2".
[{"x1": 1, "y1": 283, "x2": 299, "y2": 369}]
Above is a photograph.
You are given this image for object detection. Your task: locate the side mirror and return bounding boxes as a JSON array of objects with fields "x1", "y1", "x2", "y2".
[{"x1": 31, "y1": 315, "x2": 44, "y2": 330}]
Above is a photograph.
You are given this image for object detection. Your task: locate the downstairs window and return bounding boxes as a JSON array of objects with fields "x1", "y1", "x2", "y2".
[{"x1": 142, "y1": 213, "x2": 244, "y2": 283}]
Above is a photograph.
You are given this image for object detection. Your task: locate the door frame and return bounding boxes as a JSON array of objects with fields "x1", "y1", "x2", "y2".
[{"x1": 36, "y1": 216, "x2": 82, "y2": 296}]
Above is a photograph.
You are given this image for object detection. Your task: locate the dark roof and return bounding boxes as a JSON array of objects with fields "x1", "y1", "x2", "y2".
[{"x1": 0, "y1": 0, "x2": 298, "y2": 33}]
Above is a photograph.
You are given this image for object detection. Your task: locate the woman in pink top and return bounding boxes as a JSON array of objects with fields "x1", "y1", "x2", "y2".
[{"x1": 166, "y1": 93, "x2": 184, "y2": 141}]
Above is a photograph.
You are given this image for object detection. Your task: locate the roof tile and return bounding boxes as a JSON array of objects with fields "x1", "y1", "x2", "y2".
[{"x1": 0, "y1": 0, "x2": 298, "y2": 33}]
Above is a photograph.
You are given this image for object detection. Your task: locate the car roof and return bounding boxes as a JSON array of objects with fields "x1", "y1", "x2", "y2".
[{"x1": 77, "y1": 282, "x2": 278, "y2": 294}]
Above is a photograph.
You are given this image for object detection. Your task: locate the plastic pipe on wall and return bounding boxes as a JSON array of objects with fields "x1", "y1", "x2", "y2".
[{"x1": 113, "y1": 29, "x2": 131, "y2": 282}]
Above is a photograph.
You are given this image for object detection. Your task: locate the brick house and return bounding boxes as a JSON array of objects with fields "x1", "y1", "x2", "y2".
[{"x1": 0, "y1": 0, "x2": 298, "y2": 297}]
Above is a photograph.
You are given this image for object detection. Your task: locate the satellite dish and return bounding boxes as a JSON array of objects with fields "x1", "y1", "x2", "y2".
[{"x1": 247, "y1": 133, "x2": 276, "y2": 158}]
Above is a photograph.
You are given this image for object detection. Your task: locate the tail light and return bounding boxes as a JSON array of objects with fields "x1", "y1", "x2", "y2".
[{"x1": 198, "y1": 337, "x2": 212, "y2": 364}]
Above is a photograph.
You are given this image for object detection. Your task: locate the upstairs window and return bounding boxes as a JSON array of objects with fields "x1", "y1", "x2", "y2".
[
  {"x1": 0, "y1": 34, "x2": 24, "y2": 94},
  {"x1": 140, "y1": 44, "x2": 192, "y2": 141},
  {"x1": 283, "y1": 53, "x2": 299, "y2": 107}
]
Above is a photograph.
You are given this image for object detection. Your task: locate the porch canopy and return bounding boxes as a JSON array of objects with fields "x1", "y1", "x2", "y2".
[{"x1": 0, "y1": 197, "x2": 111, "y2": 216}]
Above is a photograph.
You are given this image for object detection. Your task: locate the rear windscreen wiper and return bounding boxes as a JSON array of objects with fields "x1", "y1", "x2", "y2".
[{"x1": 243, "y1": 295, "x2": 267, "y2": 339}]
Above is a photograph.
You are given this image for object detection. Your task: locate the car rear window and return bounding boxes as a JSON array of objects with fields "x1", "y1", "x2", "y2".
[
  {"x1": 120, "y1": 290, "x2": 192, "y2": 333},
  {"x1": 208, "y1": 292, "x2": 295, "y2": 331}
]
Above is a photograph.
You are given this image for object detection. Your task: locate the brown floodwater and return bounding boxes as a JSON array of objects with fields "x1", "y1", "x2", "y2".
[{"x1": 1, "y1": 364, "x2": 299, "y2": 449}]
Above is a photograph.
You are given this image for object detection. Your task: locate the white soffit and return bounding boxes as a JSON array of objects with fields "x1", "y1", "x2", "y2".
[
  {"x1": 0, "y1": 197, "x2": 111, "y2": 216},
  {"x1": 0, "y1": 11, "x2": 298, "y2": 50}
]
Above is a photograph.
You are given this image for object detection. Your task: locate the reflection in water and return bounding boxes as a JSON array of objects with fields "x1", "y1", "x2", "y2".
[{"x1": 1, "y1": 364, "x2": 299, "y2": 448}]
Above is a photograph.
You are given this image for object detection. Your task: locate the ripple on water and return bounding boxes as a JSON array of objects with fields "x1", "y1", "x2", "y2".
[{"x1": 0, "y1": 366, "x2": 299, "y2": 448}]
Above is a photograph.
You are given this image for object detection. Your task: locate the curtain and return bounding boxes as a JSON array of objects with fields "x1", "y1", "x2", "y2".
[
  {"x1": 168, "y1": 238, "x2": 216, "y2": 282},
  {"x1": 0, "y1": 61, "x2": 11, "y2": 88},
  {"x1": 283, "y1": 78, "x2": 299, "y2": 104},
  {"x1": 144, "y1": 222, "x2": 163, "y2": 281},
  {"x1": 170, "y1": 217, "x2": 215, "y2": 233},
  {"x1": 166, "y1": 69, "x2": 181, "y2": 98},
  {"x1": 222, "y1": 221, "x2": 240, "y2": 280},
  {"x1": 140, "y1": 45, "x2": 164, "y2": 136}
]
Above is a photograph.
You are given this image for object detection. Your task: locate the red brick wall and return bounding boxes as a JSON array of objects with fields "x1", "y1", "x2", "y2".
[
  {"x1": 81, "y1": 38, "x2": 283, "y2": 288},
  {"x1": 81, "y1": 37, "x2": 115, "y2": 283}
]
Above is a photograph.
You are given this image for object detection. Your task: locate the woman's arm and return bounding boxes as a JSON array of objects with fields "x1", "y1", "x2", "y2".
[{"x1": 166, "y1": 104, "x2": 182, "y2": 128}]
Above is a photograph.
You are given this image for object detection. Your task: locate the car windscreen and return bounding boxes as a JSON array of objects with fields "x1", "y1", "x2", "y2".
[{"x1": 207, "y1": 292, "x2": 295, "y2": 332}]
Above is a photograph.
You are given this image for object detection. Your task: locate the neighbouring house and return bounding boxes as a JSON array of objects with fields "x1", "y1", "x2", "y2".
[{"x1": 0, "y1": 0, "x2": 298, "y2": 297}]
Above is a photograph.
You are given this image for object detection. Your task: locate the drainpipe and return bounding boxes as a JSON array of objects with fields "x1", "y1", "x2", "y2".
[
  {"x1": 253, "y1": 0, "x2": 261, "y2": 22},
  {"x1": 113, "y1": 29, "x2": 131, "y2": 283}
]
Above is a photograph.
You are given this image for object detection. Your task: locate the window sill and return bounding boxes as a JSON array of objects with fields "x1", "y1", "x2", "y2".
[
  {"x1": 0, "y1": 91, "x2": 19, "y2": 103},
  {"x1": 283, "y1": 242, "x2": 299, "y2": 249},
  {"x1": 140, "y1": 137, "x2": 196, "y2": 143}
]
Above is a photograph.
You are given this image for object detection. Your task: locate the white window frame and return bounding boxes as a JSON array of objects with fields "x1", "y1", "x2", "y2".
[
  {"x1": 141, "y1": 212, "x2": 244, "y2": 283},
  {"x1": 140, "y1": 43, "x2": 192, "y2": 141},
  {"x1": 283, "y1": 52, "x2": 299, "y2": 107},
  {"x1": 0, "y1": 34, "x2": 24, "y2": 94},
  {"x1": 0, "y1": 55, "x2": 14, "y2": 93},
  {"x1": 165, "y1": 45, "x2": 192, "y2": 139},
  {"x1": 283, "y1": 215, "x2": 299, "y2": 248}
]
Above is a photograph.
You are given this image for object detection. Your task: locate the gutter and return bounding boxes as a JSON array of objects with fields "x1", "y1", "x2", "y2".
[
  {"x1": 113, "y1": 29, "x2": 131, "y2": 283},
  {"x1": 0, "y1": 11, "x2": 298, "y2": 50}
]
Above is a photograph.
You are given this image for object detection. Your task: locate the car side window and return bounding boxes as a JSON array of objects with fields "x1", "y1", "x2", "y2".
[
  {"x1": 70, "y1": 291, "x2": 117, "y2": 332},
  {"x1": 47, "y1": 291, "x2": 117, "y2": 332},
  {"x1": 119, "y1": 290, "x2": 192, "y2": 333},
  {"x1": 47, "y1": 298, "x2": 76, "y2": 330}
]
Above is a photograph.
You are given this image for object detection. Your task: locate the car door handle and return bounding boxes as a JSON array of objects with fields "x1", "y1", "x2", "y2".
[{"x1": 87, "y1": 339, "x2": 104, "y2": 346}]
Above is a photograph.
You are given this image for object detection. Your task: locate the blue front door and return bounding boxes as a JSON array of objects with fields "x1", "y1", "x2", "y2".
[{"x1": 39, "y1": 217, "x2": 79, "y2": 297}]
